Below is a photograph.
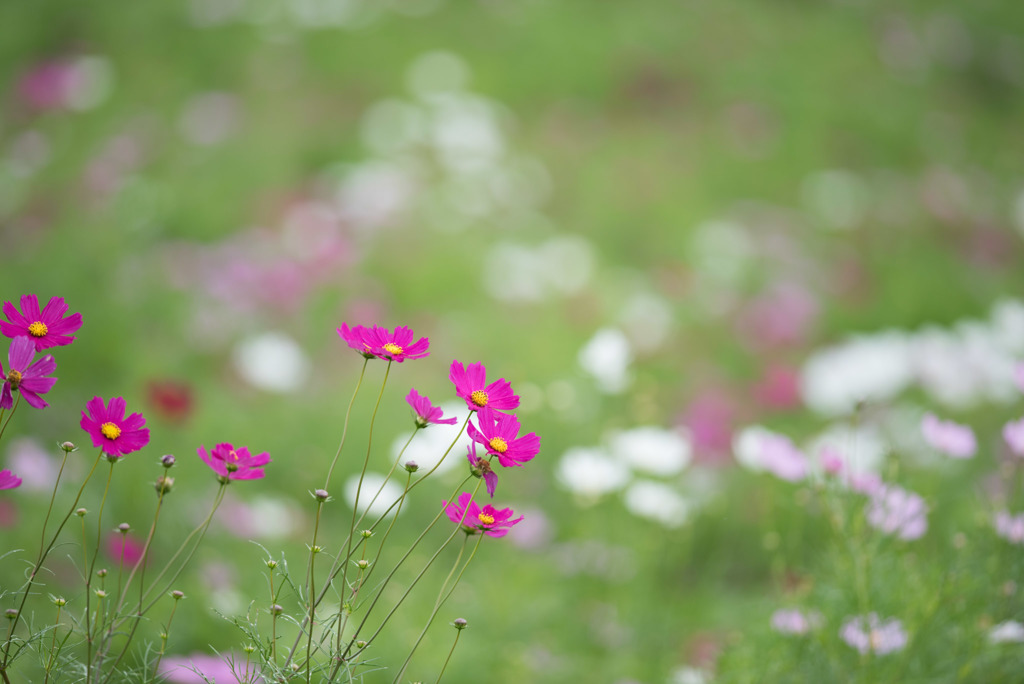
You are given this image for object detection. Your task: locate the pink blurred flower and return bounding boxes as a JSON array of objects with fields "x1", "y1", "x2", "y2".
[
  {"x1": 466, "y1": 443, "x2": 498, "y2": 497},
  {"x1": 6, "y1": 438, "x2": 56, "y2": 491},
  {"x1": 1, "y1": 294, "x2": 82, "y2": 351},
  {"x1": 770, "y1": 608, "x2": 823, "y2": 635},
  {"x1": 467, "y1": 408, "x2": 540, "y2": 468},
  {"x1": 736, "y1": 282, "x2": 819, "y2": 350},
  {"x1": 921, "y1": 413, "x2": 976, "y2": 459},
  {"x1": 846, "y1": 471, "x2": 884, "y2": 496},
  {"x1": 106, "y1": 532, "x2": 145, "y2": 566},
  {"x1": 840, "y1": 613, "x2": 907, "y2": 655},
  {"x1": 866, "y1": 485, "x2": 928, "y2": 540},
  {"x1": 80, "y1": 397, "x2": 150, "y2": 459},
  {"x1": 449, "y1": 360, "x2": 520, "y2": 413},
  {"x1": 17, "y1": 61, "x2": 76, "y2": 110},
  {"x1": 819, "y1": 446, "x2": 845, "y2": 475},
  {"x1": 198, "y1": 443, "x2": 270, "y2": 481},
  {"x1": 752, "y1": 364, "x2": 802, "y2": 410},
  {"x1": 1, "y1": 337, "x2": 57, "y2": 409},
  {"x1": 146, "y1": 380, "x2": 193, "y2": 425},
  {"x1": 157, "y1": 653, "x2": 261, "y2": 683},
  {"x1": 407, "y1": 388, "x2": 458, "y2": 427},
  {"x1": 0, "y1": 470, "x2": 22, "y2": 490},
  {"x1": 680, "y1": 392, "x2": 736, "y2": 466},
  {"x1": 443, "y1": 491, "x2": 523, "y2": 538},
  {"x1": 759, "y1": 433, "x2": 809, "y2": 482},
  {"x1": 994, "y1": 511, "x2": 1024, "y2": 545},
  {"x1": 1004, "y1": 418, "x2": 1024, "y2": 457}
]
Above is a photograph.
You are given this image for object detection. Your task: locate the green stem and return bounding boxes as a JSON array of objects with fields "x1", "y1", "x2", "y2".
[
  {"x1": 0, "y1": 394, "x2": 21, "y2": 444},
  {"x1": 435, "y1": 628, "x2": 461, "y2": 684},
  {"x1": 86, "y1": 461, "x2": 117, "y2": 682},
  {"x1": 42, "y1": 604, "x2": 64, "y2": 684},
  {"x1": 150, "y1": 598, "x2": 178, "y2": 684},
  {"x1": 323, "y1": 357, "x2": 369, "y2": 490},
  {"x1": 304, "y1": 502, "x2": 325, "y2": 683},
  {"x1": 1, "y1": 449, "x2": 104, "y2": 671}
]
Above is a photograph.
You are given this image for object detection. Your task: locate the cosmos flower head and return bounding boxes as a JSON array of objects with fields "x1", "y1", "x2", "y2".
[
  {"x1": 1003, "y1": 418, "x2": 1024, "y2": 457},
  {"x1": 865, "y1": 484, "x2": 928, "y2": 541},
  {"x1": 466, "y1": 443, "x2": 498, "y2": 497},
  {"x1": 363, "y1": 325, "x2": 429, "y2": 362},
  {"x1": 337, "y1": 323, "x2": 376, "y2": 358},
  {"x1": 0, "y1": 336, "x2": 57, "y2": 409},
  {"x1": 1, "y1": 295, "x2": 83, "y2": 352},
  {"x1": 0, "y1": 470, "x2": 22, "y2": 490},
  {"x1": 839, "y1": 613, "x2": 908, "y2": 655},
  {"x1": 920, "y1": 413, "x2": 976, "y2": 459},
  {"x1": 467, "y1": 408, "x2": 540, "y2": 468},
  {"x1": 80, "y1": 397, "x2": 150, "y2": 459},
  {"x1": 407, "y1": 388, "x2": 458, "y2": 428},
  {"x1": 197, "y1": 443, "x2": 271, "y2": 481},
  {"x1": 449, "y1": 360, "x2": 520, "y2": 413},
  {"x1": 994, "y1": 511, "x2": 1024, "y2": 545},
  {"x1": 771, "y1": 608, "x2": 823, "y2": 635},
  {"x1": 443, "y1": 492, "x2": 523, "y2": 538}
]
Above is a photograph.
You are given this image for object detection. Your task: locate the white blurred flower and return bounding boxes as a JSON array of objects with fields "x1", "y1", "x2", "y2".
[
  {"x1": 345, "y1": 471, "x2": 404, "y2": 519},
  {"x1": 392, "y1": 401, "x2": 471, "y2": 475},
  {"x1": 669, "y1": 666, "x2": 709, "y2": 684},
  {"x1": 623, "y1": 480, "x2": 690, "y2": 528},
  {"x1": 578, "y1": 328, "x2": 632, "y2": 394},
  {"x1": 557, "y1": 447, "x2": 630, "y2": 498},
  {"x1": 335, "y1": 161, "x2": 417, "y2": 231},
  {"x1": 808, "y1": 424, "x2": 887, "y2": 475},
  {"x1": 989, "y1": 620, "x2": 1024, "y2": 644},
  {"x1": 610, "y1": 426, "x2": 692, "y2": 477},
  {"x1": 233, "y1": 331, "x2": 311, "y2": 393},
  {"x1": 689, "y1": 220, "x2": 754, "y2": 288},
  {"x1": 619, "y1": 292, "x2": 674, "y2": 352},
  {"x1": 800, "y1": 332, "x2": 913, "y2": 416}
]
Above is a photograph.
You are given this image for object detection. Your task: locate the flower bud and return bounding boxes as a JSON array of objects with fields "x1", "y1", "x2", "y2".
[
  {"x1": 118, "y1": 523, "x2": 131, "y2": 534},
  {"x1": 404, "y1": 461, "x2": 419, "y2": 473},
  {"x1": 216, "y1": 474, "x2": 231, "y2": 485},
  {"x1": 290, "y1": 663, "x2": 300, "y2": 672},
  {"x1": 155, "y1": 475, "x2": 174, "y2": 494},
  {"x1": 225, "y1": 462, "x2": 239, "y2": 473},
  {"x1": 313, "y1": 489, "x2": 330, "y2": 502},
  {"x1": 75, "y1": 508, "x2": 87, "y2": 517},
  {"x1": 60, "y1": 441, "x2": 78, "y2": 453},
  {"x1": 243, "y1": 645, "x2": 255, "y2": 654},
  {"x1": 266, "y1": 559, "x2": 278, "y2": 570},
  {"x1": 96, "y1": 568, "x2": 108, "y2": 578},
  {"x1": 360, "y1": 529, "x2": 373, "y2": 539},
  {"x1": 5, "y1": 609, "x2": 18, "y2": 620},
  {"x1": 453, "y1": 618, "x2": 467, "y2": 630},
  {"x1": 355, "y1": 559, "x2": 370, "y2": 570},
  {"x1": 171, "y1": 590, "x2": 185, "y2": 600},
  {"x1": 104, "y1": 454, "x2": 121, "y2": 464},
  {"x1": 270, "y1": 604, "x2": 283, "y2": 616},
  {"x1": 355, "y1": 640, "x2": 368, "y2": 649},
  {"x1": 94, "y1": 589, "x2": 107, "y2": 599},
  {"x1": 161, "y1": 454, "x2": 176, "y2": 468},
  {"x1": 52, "y1": 597, "x2": 67, "y2": 607}
]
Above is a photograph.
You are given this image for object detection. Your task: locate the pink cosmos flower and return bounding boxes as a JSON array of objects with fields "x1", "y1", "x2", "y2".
[
  {"x1": 1, "y1": 295, "x2": 83, "y2": 351},
  {"x1": 1003, "y1": 418, "x2": 1024, "y2": 457},
  {"x1": 337, "y1": 323, "x2": 376, "y2": 357},
  {"x1": 755, "y1": 432, "x2": 808, "y2": 482},
  {"x1": 865, "y1": 484, "x2": 928, "y2": 540},
  {"x1": 467, "y1": 408, "x2": 540, "y2": 468},
  {"x1": 466, "y1": 443, "x2": 498, "y2": 497},
  {"x1": 840, "y1": 613, "x2": 908, "y2": 655},
  {"x1": 106, "y1": 532, "x2": 145, "y2": 566},
  {"x1": 770, "y1": 608, "x2": 823, "y2": 635},
  {"x1": 363, "y1": 325, "x2": 429, "y2": 362},
  {"x1": 443, "y1": 491, "x2": 523, "y2": 538},
  {"x1": 449, "y1": 360, "x2": 519, "y2": 413},
  {"x1": 0, "y1": 337, "x2": 57, "y2": 409},
  {"x1": 0, "y1": 470, "x2": 22, "y2": 490},
  {"x1": 921, "y1": 413, "x2": 976, "y2": 459},
  {"x1": 994, "y1": 511, "x2": 1024, "y2": 545},
  {"x1": 80, "y1": 397, "x2": 150, "y2": 458},
  {"x1": 198, "y1": 442, "x2": 271, "y2": 481},
  {"x1": 407, "y1": 388, "x2": 458, "y2": 427},
  {"x1": 157, "y1": 653, "x2": 261, "y2": 683}
]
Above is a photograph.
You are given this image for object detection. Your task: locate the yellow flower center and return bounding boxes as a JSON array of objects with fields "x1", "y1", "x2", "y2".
[
  {"x1": 477, "y1": 512, "x2": 495, "y2": 525},
  {"x1": 489, "y1": 437, "x2": 508, "y2": 454},
  {"x1": 230, "y1": 450, "x2": 239, "y2": 460},
  {"x1": 100, "y1": 422, "x2": 121, "y2": 440},
  {"x1": 470, "y1": 390, "x2": 489, "y2": 407},
  {"x1": 7, "y1": 370, "x2": 22, "y2": 390},
  {"x1": 382, "y1": 343, "x2": 403, "y2": 356},
  {"x1": 27, "y1": 321, "x2": 48, "y2": 337}
]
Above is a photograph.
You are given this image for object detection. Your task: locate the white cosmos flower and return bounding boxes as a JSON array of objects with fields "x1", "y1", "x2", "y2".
[{"x1": 610, "y1": 426, "x2": 692, "y2": 477}]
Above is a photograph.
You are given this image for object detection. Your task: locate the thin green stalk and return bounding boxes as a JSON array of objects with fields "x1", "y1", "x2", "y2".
[
  {"x1": 38, "y1": 449, "x2": 72, "y2": 564},
  {"x1": 304, "y1": 502, "x2": 325, "y2": 683},
  {"x1": 435, "y1": 627, "x2": 462, "y2": 684},
  {"x1": 1, "y1": 449, "x2": 104, "y2": 671},
  {"x1": 323, "y1": 357, "x2": 369, "y2": 490},
  {"x1": 150, "y1": 597, "x2": 179, "y2": 683},
  {"x1": 0, "y1": 394, "x2": 21, "y2": 444},
  {"x1": 42, "y1": 602, "x2": 65, "y2": 684},
  {"x1": 392, "y1": 534, "x2": 483, "y2": 683},
  {"x1": 86, "y1": 461, "x2": 117, "y2": 682}
]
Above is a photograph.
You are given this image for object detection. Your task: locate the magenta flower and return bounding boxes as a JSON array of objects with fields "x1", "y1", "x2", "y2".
[
  {"x1": 1, "y1": 337, "x2": 57, "y2": 409},
  {"x1": 80, "y1": 397, "x2": 150, "y2": 458},
  {"x1": 0, "y1": 470, "x2": 22, "y2": 490},
  {"x1": 106, "y1": 532, "x2": 146, "y2": 567},
  {"x1": 443, "y1": 492, "x2": 523, "y2": 538},
  {"x1": 757, "y1": 432, "x2": 808, "y2": 482},
  {"x1": 994, "y1": 511, "x2": 1024, "y2": 545},
  {"x1": 467, "y1": 408, "x2": 540, "y2": 468},
  {"x1": 337, "y1": 323, "x2": 376, "y2": 358},
  {"x1": 921, "y1": 412, "x2": 976, "y2": 459},
  {"x1": 1, "y1": 295, "x2": 83, "y2": 351},
  {"x1": 407, "y1": 388, "x2": 458, "y2": 428},
  {"x1": 840, "y1": 613, "x2": 908, "y2": 655},
  {"x1": 157, "y1": 653, "x2": 262, "y2": 683},
  {"x1": 449, "y1": 360, "x2": 519, "y2": 413},
  {"x1": 1004, "y1": 418, "x2": 1024, "y2": 457},
  {"x1": 865, "y1": 484, "x2": 928, "y2": 540},
  {"x1": 198, "y1": 442, "x2": 271, "y2": 481},
  {"x1": 466, "y1": 443, "x2": 498, "y2": 497},
  {"x1": 365, "y1": 325, "x2": 429, "y2": 362}
]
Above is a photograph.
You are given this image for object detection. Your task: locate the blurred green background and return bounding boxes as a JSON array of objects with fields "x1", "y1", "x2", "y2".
[{"x1": 2, "y1": 0, "x2": 1024, "y2": 682}]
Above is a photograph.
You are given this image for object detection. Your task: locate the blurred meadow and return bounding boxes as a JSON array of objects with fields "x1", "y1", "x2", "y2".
[{"x1": 3, "y1": 0, "x2": 1024, "y2": 682}]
